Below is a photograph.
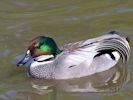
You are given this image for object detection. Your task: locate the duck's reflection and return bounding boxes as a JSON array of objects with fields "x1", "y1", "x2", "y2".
[
  {"x1": 16, "y1": 61, "x2": 130, "y2": 100},
  {"x1": 29, "y1": 62, "x2": 129, "y2": 94}
]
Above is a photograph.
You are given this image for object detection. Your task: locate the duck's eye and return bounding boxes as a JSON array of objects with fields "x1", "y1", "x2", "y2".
[
  {"x1": 35, "y1": 43, "x2": 40, "y2": 48},
  {"x1": 39, "y1": 39, "x2": 45, "y2": 45},
  {"x1": 39, "y1": 42, "x2": 43, "y2": 46},
  {"x1": 35, "y1": 40, "x2": 45, "y2": 48}
]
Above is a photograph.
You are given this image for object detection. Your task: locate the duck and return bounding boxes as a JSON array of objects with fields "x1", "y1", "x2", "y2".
[{"x1": 17, "y1": 31, "x2": 130, "y2": 79}]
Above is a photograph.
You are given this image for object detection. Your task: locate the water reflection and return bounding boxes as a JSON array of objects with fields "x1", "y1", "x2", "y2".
[
  {"x1": 32, "y1": 64, "x2": 129, "y2": 92},
  {"x1": 16, "y1": 60, "x2": 129, "y2": 100}
]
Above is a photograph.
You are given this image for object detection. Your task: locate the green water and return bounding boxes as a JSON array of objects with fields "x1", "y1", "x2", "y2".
[{"x1": 0, "y1": 0, "x2": 133, "y2": 100}]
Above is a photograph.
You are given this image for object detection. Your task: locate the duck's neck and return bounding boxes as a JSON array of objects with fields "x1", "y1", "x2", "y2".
[
  {"x1": 29, "y1": 55, "x2": 55, "y2": 78},
  {"x1": 55, "y1": 47, "x2": 62, "y2": 56}
]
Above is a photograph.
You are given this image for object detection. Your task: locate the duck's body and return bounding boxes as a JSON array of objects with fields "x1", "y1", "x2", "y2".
[{"x1": 17, "y1": 31, "x2": 130, "y2": 79}]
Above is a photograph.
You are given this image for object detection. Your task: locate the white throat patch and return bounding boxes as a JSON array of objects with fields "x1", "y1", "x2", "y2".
[{"x1": 35, "y1": 55, "x2": 54, "y2": 62}]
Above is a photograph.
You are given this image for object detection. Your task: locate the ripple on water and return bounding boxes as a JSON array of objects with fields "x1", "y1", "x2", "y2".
[
  {"x1": 0, "y1": 49, "x2": 10, "y2": 57},
  {"x1": 11, "y1": 0, "x2": 29, "y2": 7},
  {"x1": 114, "y1": 8, "x2": 133, "y2": 14},
  {"x1": 0, "y1": 94, "x2": 9, "y2": 100}
]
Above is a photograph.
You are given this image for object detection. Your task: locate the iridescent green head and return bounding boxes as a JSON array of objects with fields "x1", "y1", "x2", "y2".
[
  {"x1": 28, "y1": 36, "x2": 61, "y2": 57},
  {"x1": 17, "y1": 36, "x2": 61, "y2": 67}
]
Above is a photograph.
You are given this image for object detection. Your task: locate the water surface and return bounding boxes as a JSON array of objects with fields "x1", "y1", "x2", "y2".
[{"x1": 0, "y1": 0, "x2": 133, "y2": 100}]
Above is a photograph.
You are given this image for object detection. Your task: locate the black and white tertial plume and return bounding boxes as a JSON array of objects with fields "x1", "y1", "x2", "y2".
[{"x1": 95, "y1": 31, "x2": 130, "y2": 63}]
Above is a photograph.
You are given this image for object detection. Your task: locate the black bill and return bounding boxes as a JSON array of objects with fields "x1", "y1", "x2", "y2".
[{"x1": 17, "y1": 50, "x2": 32, "y2": 67}]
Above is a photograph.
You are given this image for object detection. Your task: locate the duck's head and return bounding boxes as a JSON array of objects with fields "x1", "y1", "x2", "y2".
[{"x1": 17, "y1": 36, "x2": 61, "y2": 67}]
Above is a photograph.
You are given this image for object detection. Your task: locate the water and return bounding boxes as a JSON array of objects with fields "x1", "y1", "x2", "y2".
[{"x1": 0, "y1": 0, "x2": 133, "y2": 100}]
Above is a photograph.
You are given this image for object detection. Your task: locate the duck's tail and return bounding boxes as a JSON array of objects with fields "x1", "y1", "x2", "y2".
[{"x1": 96, "y1": 31, "x2": 130, "y2": 63}]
